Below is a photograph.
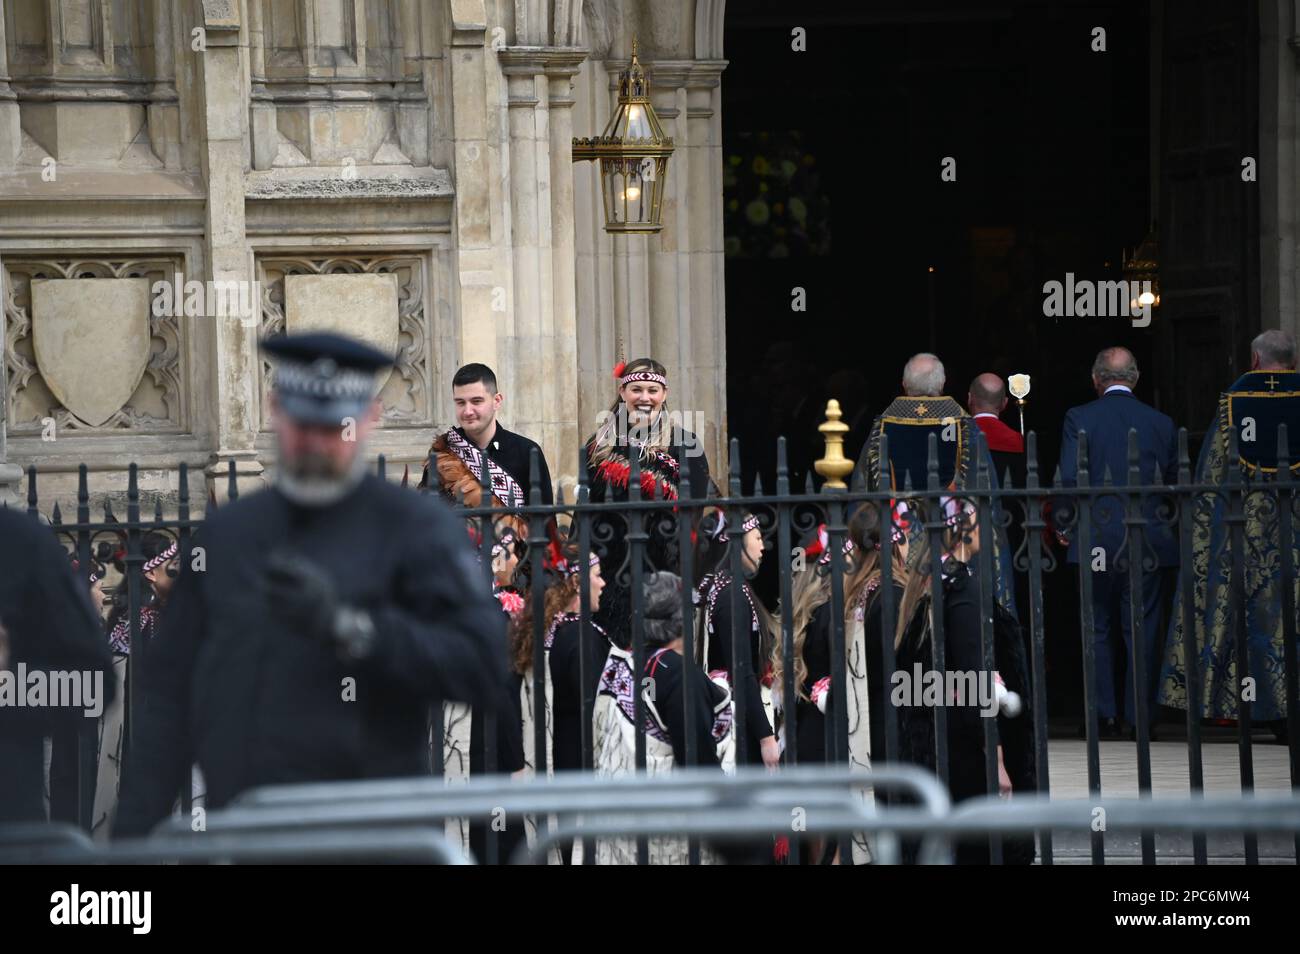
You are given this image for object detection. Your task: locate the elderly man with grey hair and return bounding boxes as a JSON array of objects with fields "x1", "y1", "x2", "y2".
[
  {"x1": 1159, "y1": 328, "x2": 1299, "y2": 743},
  {"x1": 1057, "y1": 346, "x2": 1178, "y2": 742},
  {"x1": 851, "y1": 352, "x2": 1017, "y2": 613}
]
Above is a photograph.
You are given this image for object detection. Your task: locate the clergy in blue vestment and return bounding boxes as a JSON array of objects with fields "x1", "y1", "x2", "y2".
[
  {"x1": 851, "y1": 352, "x2": 1017, "y2": 615},
  {"x1": 1159, "y1": 329, "x2": 1300, "y2": 738}
]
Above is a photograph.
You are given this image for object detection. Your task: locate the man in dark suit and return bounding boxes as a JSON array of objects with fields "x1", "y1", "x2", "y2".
[
  {"x1": 967, "y1": 373, "x2": 1025, "y2": 488},
  {"x1": 1058, "y1": 347, "x2": 1177, "y2": 739}
]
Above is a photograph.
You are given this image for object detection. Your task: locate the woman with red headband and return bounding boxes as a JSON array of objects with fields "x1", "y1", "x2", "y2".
[
  {"x1": 694, "y1": 509, "x2": 779, "y2": 772},
  {"x1": 582, "y1": 358, "x2": 712, "y2": 651}
]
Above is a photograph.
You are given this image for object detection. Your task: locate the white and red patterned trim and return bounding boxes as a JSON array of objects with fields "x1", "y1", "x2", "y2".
[
  {"x1": 705, "y1": 570, "x2": 759, "y2": 633},
  {"x1": 445, "y1": 427, "x2": 525, "y2": 508},
  {"x1": 544, "y1": 611, "x2": 607, "y2": 650}
]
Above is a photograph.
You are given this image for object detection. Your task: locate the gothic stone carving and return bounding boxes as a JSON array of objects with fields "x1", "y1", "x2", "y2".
[
  {"x1": 256, "y1": 253, "x2": 431, "y2": 428},
  {"x1": 4, "y1": 258, "x2": 185, "y2": 433}
]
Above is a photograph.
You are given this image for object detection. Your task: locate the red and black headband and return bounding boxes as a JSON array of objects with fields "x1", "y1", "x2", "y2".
[
  {"x1": 613, "y1": 361, "x2": 667, "y2": 389},
  {"x1": 546, "y1": 539, "x2": 601, "y2": 578}
]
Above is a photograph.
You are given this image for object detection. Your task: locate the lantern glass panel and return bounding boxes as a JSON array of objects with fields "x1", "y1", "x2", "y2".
[{"x1": 625, "y1": 104, "x2": 651, "y2": 140}]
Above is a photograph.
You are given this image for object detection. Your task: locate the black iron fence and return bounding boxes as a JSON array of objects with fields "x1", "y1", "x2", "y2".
[{"x1": 13, "y1": 421, "x2": 1300, "y2": 864}]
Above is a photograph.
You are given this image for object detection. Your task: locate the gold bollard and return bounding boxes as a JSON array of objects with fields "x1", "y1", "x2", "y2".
[{"x1": 815, "y1": 399, "x2": 855, "y2": 490}]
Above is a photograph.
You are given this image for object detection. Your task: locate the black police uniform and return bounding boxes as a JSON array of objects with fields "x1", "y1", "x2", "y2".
[{"x1": 114, "y1": 333, "x2": 506, "y2": 836}]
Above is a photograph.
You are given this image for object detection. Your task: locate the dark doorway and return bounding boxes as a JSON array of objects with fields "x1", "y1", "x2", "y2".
[
  {"x1": 723, "y1": 0, "x2": 1156, "y2": 491},
  {"x1": 721, "y1": 0, "x2": 1261, "y2": 721}
]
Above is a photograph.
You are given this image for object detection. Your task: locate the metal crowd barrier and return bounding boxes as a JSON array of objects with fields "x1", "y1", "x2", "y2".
[
  {"x1": 523, "y1": 792, "x2": 1300, "y2": 866},
  {"x1": 6, "y1": 767, "x2": 1298, "y2": 865},
  {"x1": 0, "y1": 821, "x2": 468, "y2": 866}
]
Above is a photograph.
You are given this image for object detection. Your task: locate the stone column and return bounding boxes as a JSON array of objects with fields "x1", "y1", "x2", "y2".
[
  {"x1": 197, "y1": 1, "x2": 263, "y2": 498},
  {"x1": 148, "y1": 0, "x2": 182, "y2": 169},
  {"x1": 447, "y1": 2, "x2": 507, "y2": 388},
  {"x1": 569, "y1": 1, "x2": 732, "y2": 472},
  {"x1": 497, "y1": 46, "x2": 588, "y2": 494},
  {"x1": 247, "y1": 0, "x2": 276, "y2": 171},
  {"x1": 0, "y1": 9, "x2": 21, "y2": 169},
  {"x1": 499, "y1": 53, "x2": 551, "y2": 462},
  {"x1": 684, "y1": 61, "x2": 728, "y2": 473},
  {"x1": 632, "y1": 55, "x2": 728, "y2": 474},
  {"x1": 573, "y1": 54, "x2": 618, "y2": 456},
  {"x1": 544, "y1": 50, "x2": 587, "y2": 489}
]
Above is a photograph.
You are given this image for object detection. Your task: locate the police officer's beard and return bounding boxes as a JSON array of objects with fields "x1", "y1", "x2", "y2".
[{"x1": 276, "y1": 441, "x2": 371, "y2": 507}]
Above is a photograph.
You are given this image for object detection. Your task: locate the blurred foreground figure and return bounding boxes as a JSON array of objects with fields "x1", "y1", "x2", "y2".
[
  {"x1": 0, "y1": 508, "x2": 115, "y2": 824},
  {"x1": 114, "y1": 332, "x2": 504, "y2": 836}
]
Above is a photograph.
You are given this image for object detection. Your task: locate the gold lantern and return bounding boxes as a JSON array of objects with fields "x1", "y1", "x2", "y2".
[
  {"x1": 1122, "y1": 225, "x2": 1161, "y2": 314},
  {"x1": 572, "y1": 38, "x2": 674, "y2": 233}
]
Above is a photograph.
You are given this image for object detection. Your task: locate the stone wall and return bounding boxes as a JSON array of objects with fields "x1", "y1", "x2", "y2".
[{"x1": 0, "y1": 0, "x2": 729, "y2": 510}]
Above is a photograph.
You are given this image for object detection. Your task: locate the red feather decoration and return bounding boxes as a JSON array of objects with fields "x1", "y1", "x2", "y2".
[
  {"x1": 612, "y1": 361, "x2": 627, "y2": 379},
  {"x1": 545, "y1": 537, "x2": 566, "y2": 572},
  {"x1": 773, "y1": 836, "x2": 790, "y2": 863}
]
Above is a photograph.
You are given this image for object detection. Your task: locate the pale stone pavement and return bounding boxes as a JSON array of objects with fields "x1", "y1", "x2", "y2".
[{"x1": 1037, "y1": 735, "x2": 1297, "y2": 863}]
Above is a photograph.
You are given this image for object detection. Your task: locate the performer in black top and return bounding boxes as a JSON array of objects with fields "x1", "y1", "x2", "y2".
[
  {"x1": 581, "y1": 358, "x2": 711, "y2": 650},
  {"x1": 419, "y1": 362, "x2": 553, "y2": 508},
  {"x1": 509, "y1": 544, "x2": 609, "y2": 777},
  {"x1": 463, "y1": 528, "x2": 528, "y2": 863},
  {"x1": 892, "y1": 497, "x2": 1035, "y2": 864},
  {"x1": 508, "y1": 543, "x2": 608, "y2": 863},
  {"x1": 592, "y1": 572, "x2": 734, "y2": 864},
  {"x1": 106, "y1": 532, "x2": 179, "y2": 654},
  {"x1": 695, "y1": 510, "x2": 778, "y2": 769},
  {"x1": 114, "y1": 332, "x2": 504, "y2": 838}
]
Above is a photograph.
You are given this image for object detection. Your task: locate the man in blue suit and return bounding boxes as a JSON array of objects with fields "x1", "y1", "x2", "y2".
[{"x1": 1058, "y1": 347, "x2": 1178, "y2": 739}]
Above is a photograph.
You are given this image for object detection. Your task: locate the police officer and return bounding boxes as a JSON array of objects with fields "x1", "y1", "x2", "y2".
[{"x1": 114, "y1": 332, "x2": 505, "y2": 836}]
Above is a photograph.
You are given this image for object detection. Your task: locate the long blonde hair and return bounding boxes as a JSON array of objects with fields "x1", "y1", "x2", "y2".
[
  {"x1": 772, "y1": 559, "x2": 829, "y2": 702},
  {"x1": 772, "y1": 506, "x2": 907, "y2": 701},
  {"x1": 843, "y1": 504, "x2": 908, "y2": 622},
  {"x1": 893, "y1": 512, "x2": 973, "y2": 652},
  {"x1": 587, "y1": 357, "x2": 673, "y2": 468}
]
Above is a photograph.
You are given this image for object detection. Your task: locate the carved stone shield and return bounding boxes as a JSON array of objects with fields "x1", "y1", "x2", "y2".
[
  {"x1": 284, "y1": 273, "x2": 400, "y2": 392},
  {"x1": 31, "y1": 278, "x2": 152, "y2": 427}
]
